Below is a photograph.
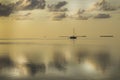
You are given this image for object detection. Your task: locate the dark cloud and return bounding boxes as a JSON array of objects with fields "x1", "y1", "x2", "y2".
[
  {"x1": 48, "y1": 1, "x2": 68, "y2": 21},
  {"x1": 75, "y1": 15, "x2": 89, "y2": 20},
  {"x1": 72, "y1": 0, "x2": 119, "y2": 20},
  {"x1": 73, "y1": 9, "x2": 90, "y2": 20},
  {"x1": 0, "y1": 0, "x2": 46, "y2": 16},
  {"x1": 77, "y1": 9, "x2": 85, "y2": 14},
  {"x1": 0, "y1": 3, "x2": 14, "y2": 16},
  {"x1": 94, "y1": 13, "x2": 111, "y2": 19},
  {"x1": 73, "y1": 9, "x2": 111, "y2": 20},
  {"x1": 52, "y1": 12, "x2": 67, "y2": 21},
  {"x1": 89, "y1": 0, "x2": 116, "y2": 11},
  {"x1": 47, "y1": 1, "x2": 68, "y2": 12},
  {"x1": 15, "y1": 0, "x2": 46, "y2": 10}
]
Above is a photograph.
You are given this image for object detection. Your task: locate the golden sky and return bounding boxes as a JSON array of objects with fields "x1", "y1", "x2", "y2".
[{"x1": 0, "y1": 0, "x2": 120, "y2": 45}]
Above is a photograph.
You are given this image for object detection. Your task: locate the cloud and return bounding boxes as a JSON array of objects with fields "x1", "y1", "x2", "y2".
[
  {"x1": 47, "y1": 1, "x2": 68, "y2": 21},
  {"x1": 15, "y1": 12, "x2": 33, "y2": 20},
  {"x1": 47, "y1": 1, "x2": 68, "y2": 12},
  {"x1": 88, "y1": 0, "x2": 116, "y2": 11},
  {"x1": 71, "y1": 0, "x2": 114, "y2": 20},
  {"x1": 15, "y1": 17, "x2": 33, "y2": 20},
  {"x1": 94, "y1": 13, "x2": 111, "y2": 19},
  {"x1": 71, "y1": 9, "x2": 91, "y2": 20},
  {"x1": 15, "y1": 0, "x2": 46, "y2": 10},
  {"x1": 76, "y1": 9, "x2": 89, "y2": 20},
  {"x1": 71, "y1": 0, "x2": 120, "y2": 20},
  {"x1": 0, "y1": 0, "x2": 46, "y2": 16},
  {"x1": 52, "y1": 12, "x2": 67, "y2": 21},
  {"x1": 0, "y1": 3, "x2": 14, "y2": 16},
  {"x1": 75, "y1": 15, "x2": 90, "y2": 20},
  {"x1": 77, "y1": 9, "x2": 85, "y2": 14}
]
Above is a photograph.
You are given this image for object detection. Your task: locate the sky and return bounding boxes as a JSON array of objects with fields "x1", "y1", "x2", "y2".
[{"x1": 0, "y1": 0, "x2": 120, "y2": 45}]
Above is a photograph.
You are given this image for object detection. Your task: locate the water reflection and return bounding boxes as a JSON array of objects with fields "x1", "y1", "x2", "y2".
[
  {"x1": 0, "y1": 45, "x2": 120, "y2": 80},
  {"x1": 91, "y1": 50, "x2": 111, "y2": 73},
  {"x1": 49, "y1": 51, "x2": 67, "y2": 71},
  {"x1": 0, "y1": 55, "x2": 14, "y2": 68},
  {"x1": 26, "y1": 62, "x2": 46, "y2": 76},
  {"x1": 74, "y1": 48, "x2": 89, "y2": 63}
]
